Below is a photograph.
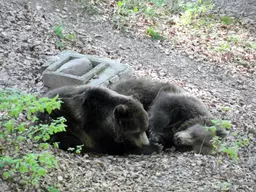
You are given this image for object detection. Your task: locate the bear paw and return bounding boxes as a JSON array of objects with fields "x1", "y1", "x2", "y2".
[
  {"x1": 151, "y1": 142, "x2": 164, "y2": 153},
  {"x1": 149, "y1": 133, "x2": 165, "y2": 146}
]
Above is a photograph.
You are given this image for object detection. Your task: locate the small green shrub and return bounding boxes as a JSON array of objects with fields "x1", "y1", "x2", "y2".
[
  {"x1": 52, "y1": 24, "x2": 76, "y2": 49},
  {"x1": 207, "y1": 119, "x2": 252, "y2": 162},
  {"x1": 220, "y1": 15, "x2": 236, "y2": 25},
  {"x1": 227, "y1": 35, "x2": 239, "y2": 44},
  {"x1": 246, "y1": 42, "x2": 256, "y2": 50},
  {"x1": 216, "y1": 42, "x2": 231, "y2": 52},
  {"x1": 147, "y1": 27, "x2": 164, "y2": 40},
  {"x1": 0, "y1": 88, "x2": 66, "y2": 186},
  {"x1": 179, "y1": 0, "x2": 214, "y2": 25},
  {"x1": 116, "y1": 0, "x2": 140, "y2": 16},
  {"x1": 67, "y1": 144, "x2": 84, "y2": 154},
  {"x1": 217, "y1": 181, "x2": 233, "y2": 191},
  {"x1": 48, "y1": 186, "x2": 61, "y2": 192}
]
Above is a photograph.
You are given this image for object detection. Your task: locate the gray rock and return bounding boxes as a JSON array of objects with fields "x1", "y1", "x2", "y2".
[
  {"x1": 42, "y1": 50, "x2": 133, "y2": 89},
  {"x1": 56, "y1": 57, "x2": 93, "y2": 76}
]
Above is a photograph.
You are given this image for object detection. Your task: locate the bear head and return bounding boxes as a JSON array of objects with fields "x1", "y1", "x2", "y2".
[{"x1": 112, "y1": 100, "x2": 150, "y2": 148}]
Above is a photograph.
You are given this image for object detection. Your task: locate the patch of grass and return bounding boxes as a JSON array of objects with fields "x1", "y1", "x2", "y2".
[
  {"x1": 220, "y1": 15, "x2": 237, "y2": 25},
  {"x1": 0, "y1": 88, "x2": 66, "y2": 187}
]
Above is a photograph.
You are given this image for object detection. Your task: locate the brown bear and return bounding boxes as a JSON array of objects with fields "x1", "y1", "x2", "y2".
[
  {"x1": 36, "y1": 85, "x2": 162, "y2": 155},
  {"x1": 110, "y1": 78, "x2": 228, "y2": 154}
]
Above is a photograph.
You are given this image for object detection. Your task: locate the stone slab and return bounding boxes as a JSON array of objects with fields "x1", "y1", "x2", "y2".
[{"x1": 42, "y1": 50, "x2": 133, "y2": 89}]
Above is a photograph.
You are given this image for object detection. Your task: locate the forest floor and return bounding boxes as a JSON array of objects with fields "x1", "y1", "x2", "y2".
[{"x1": 0, "y1": 0, "x2": 255, "y2": 191}]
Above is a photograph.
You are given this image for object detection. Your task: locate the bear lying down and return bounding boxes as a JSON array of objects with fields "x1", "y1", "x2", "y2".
[
  {"x1": 110, "y1": 78, "x2": 228, "y2": 154},
  {"x1": 36, "y1": 85, "x2": 162, "y2": 155}
]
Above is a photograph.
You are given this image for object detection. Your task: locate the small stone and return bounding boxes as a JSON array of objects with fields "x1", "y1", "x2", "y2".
[
  {"x1": 58, "y1": 176, "x2": 64, "y2": 181},
  {"x1": 56, "y1": 57, "x2": 93, "y2": 76},
  {"x1": 197, "y1": 160, "x2": 203, "y2": 166}
]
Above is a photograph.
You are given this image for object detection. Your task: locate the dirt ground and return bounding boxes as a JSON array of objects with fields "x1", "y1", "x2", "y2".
[{"x1": 0, "y1": 0, "x2": 255, "y2": 191}]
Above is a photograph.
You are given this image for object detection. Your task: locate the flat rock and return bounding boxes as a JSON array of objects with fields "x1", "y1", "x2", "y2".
[
  {"x1": 56, "y1": 57, "x2": 93, "y2": 76},
  {"x1": 42, "y1": 50, "x2": 133, "y2": 89}
]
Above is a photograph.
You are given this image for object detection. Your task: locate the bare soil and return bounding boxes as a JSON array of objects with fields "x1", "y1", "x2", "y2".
[{"x1": 0, "y1": 0, "x2": 255, "y2": 191}]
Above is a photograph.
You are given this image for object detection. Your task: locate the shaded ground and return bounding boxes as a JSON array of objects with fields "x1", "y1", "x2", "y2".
[{"x1": 0, "y1": 0, "x2": 255, "y2": 191}]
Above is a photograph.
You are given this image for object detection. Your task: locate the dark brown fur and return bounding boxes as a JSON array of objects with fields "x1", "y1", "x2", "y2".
[
  {"x1": 36, "y1": 85, "x2": 162, "y2": 155},
  {"x1": 110, "y1": 78, "x2": 228, "y2": 154},
  {"x1": 110, "y1": 78, "x2": 184, "y2": 111}
]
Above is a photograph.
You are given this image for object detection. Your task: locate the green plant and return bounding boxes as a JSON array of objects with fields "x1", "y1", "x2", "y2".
[
  {"x1": 246, "y1": 41, "x2": 256, "y2": 50},
  {"x1": 116, "y1": 0, "x2": 139, "y2": 16},
  {"x1": 147, "y1": 27, "x2": 164, "y2": 40},
  {"x1": 52, "y1": 25, "x2": 64, "y2": 39},
  {"x1": 67, "y1": 144, "x2": 84, "y2": 154},
  {"x1": 216, "y1": 42, "x2": 231, "y2": 52},
  {"x1": 217, "y1": 181, "x2": 233, "y2": 191},
  {"x1": 114, "y1": 0, "x2": 137, "y2": 30},
  {"x1": 220, "y1": 15, "x2": 236, "y2": 25},
  {"x1": 220, "y1": 106, "x2": 231, "y2": 112},
  {"x1": 208, "y1": 119, "x2": 252, "y2": 162},
  {"x1": 48, "y1": 186, "x2": 61, "y2": 192},
  {"x1": 179, "y1": 0, "x2": 214, "y2": 25},
  {"x1": 0, "y1": 88, "x2": 66, "y2": 186},
  {"x1": 227, "y1": 35, "x2": 239, "y2": 44},
  {"x1": 52, "y1": 24, "x2": 76, "y2": 49}
]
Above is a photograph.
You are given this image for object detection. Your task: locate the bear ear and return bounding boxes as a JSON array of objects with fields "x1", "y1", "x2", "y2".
[
  {"x1": 114, "y1": 104, "x2": 129, "y2": 118},
  {"x1": 71, "y1": 91, "x2": 88, "y2": 105}
]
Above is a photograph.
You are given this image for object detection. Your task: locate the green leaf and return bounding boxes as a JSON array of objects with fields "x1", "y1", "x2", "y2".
[
  {"x1": 3, "y1": 172, "x2": 9, "y2": 179},
  {"x1": 53, "y1": 25, "x2": 64, "y2": 38},
  {"x1": 65, "y1": 33, "x2": 76, "y2": 40},
  {"x1": 147, "y1": 28, "x2": 164, "y2": 41},
  {"x1": 56, "y1": 40, "x2": 64, "y2": 49},
  {"x1": 34, "y1": 136, "x2": 41, "y2": 141},
  {"x1": 31, "y1": 177, "x2": 39, "y2": 185},
  {"x1": 221, "y1": 120, "x2": 231, "y2": 129},
  {"x1": 39, "y1": 143, "x2": 50, "y2": 150},
  {"x1": 133, "y1": 7, "x2": 138, "y2": 13},
  {"x1": 53, "y1": 142, "x2": 59, "y2": 149},
  {"x1": 117, "y1": 1, "x2": 123, "y2": 7},
  {"x1": 37, "y1": 167, "x2": 47, "y2": 176},
  {"x1": 220, "y1": 106, "x2": 231, "y2": 111},
  {"x1": 10, "y1": 106, "x2": 21, "y2": 118},
  {"x1": 221, "y1": 16, "x2": 235, "y2": 25},
  {"x1": 208, "y1": 126, "x2": 216, "y2": 132},
  {"x1": 18, "y1": 123, "x2": 25, "y2": 132},
  {"x1": 4, "y1": 120, "x2": 14, "y2": 132},
  {"x1": 19, "y1": 164, "x2": 29, "y2": 173},
  {"x1": 17, "y1": 136, "x2": 24, "y2": 142},
  {"x1": 48, "y1": 186, "x2": 61, "y2": 192}
]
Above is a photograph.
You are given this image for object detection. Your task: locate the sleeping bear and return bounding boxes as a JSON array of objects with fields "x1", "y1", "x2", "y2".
[
  {"x1": 110, "y1": 78, "x2": 228, "y2": 154},
  {"x1": 110, "y1": 78, "x2": 184, "y2": 111},
  {"x1": 36, "y1": 85, "x2": 162, "y2": 155}
]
